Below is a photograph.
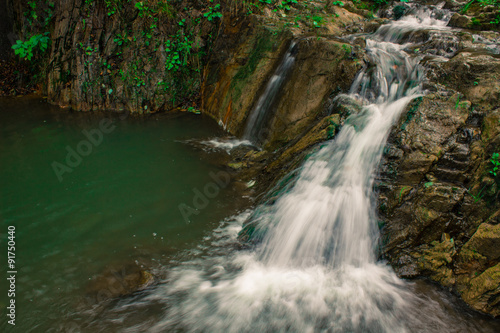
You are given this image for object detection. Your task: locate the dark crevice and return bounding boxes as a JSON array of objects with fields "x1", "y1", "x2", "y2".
[{"x1": 0, "y1": 0, "x2": 15, "y2": 60}]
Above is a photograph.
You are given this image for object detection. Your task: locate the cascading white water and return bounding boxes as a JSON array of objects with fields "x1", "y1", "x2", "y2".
[
  {"x1": 243, "y1": 41, "x2": 297, "y2": 144},
  {"x1": 256, "y1": 7, "x2": 439, "y2": 270},
  {"x1": 140, "y1": 6, "x2": 497, "y2": 333}
]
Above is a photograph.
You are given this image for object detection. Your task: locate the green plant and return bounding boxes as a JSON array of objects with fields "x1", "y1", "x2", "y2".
[
  {"x1": 491, "y1": 11, "x2": 500, "y2": 25},
  {"x1": 164, "y1": 34, "x2": 193, "y2": 71},
  {"x1": 105, "y1": 0, "x2": 117, "y2": 16},
  {"x1": 399, "y1": 186, "x2": 409, "y2": 200},
  {"x1": 113, "y1": 33, "x2": 130, "y2": 46},
  {"x1": 204, "y1": 3, "x2": 223, "y2": 21},
  {"x1": 461, "y1": 0, "x2": 500, "y2": 25},
  {"x1": 135, "y1": 1, "x2": 150, "y2": 17},
  {"x1": 489, "y1": 152, "x2": 500, "y2": 177},
  {"x1": 469, "y1": 186, "x2": 486, "y2": 203},
  {"x1": 276, "y1": 0, "x2": 298, "y2": 11},
  {"x1": 342, "y1": 44, "x2": 352, "y2": 53},
  {"x1": 393, "y1": 5, "x2": 406, "y2": 20},
  {"x1": 12, "y1": 32, "x2": 50, "y2": 61},
  {"x1": 44, "y1": 2, "x2": 55, "y2": 27},
  {"x1": 187, "y1": 106, "x2": 201, "y2": 114},
  {"x1": 332, "y1": 1, "x2": 344, "y2": 6},
  {"x1": 327, "y1": 118, "x2": 338, "y2": 139},
  {"x1": 27, "y1": 1, "x2": 37, "y2": 23}
]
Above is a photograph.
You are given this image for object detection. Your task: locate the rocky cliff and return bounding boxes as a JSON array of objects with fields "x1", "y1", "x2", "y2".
[{"x1": 7, "y1": 0, "x2": 222, "y2": 111}]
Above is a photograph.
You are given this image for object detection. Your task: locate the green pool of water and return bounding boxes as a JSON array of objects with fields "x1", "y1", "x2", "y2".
[{"x1": 0, "y1": 97, "x2": 238, "y2": 331}]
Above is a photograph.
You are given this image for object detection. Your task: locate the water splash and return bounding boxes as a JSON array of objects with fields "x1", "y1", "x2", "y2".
[{"x1": 200, "y1": 137, "x2": 254, "y2": 153}]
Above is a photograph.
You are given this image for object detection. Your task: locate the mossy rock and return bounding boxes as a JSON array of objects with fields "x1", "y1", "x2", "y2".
[
  {"x1": 461, "y1": 263, "x2": 500, "y2": 317},
  {"x1": 418, "y1": 233, "x2": 456, "y2": 287},
  {"x1": 461, "y1": 223, "x2": 500, "y2": 262}
]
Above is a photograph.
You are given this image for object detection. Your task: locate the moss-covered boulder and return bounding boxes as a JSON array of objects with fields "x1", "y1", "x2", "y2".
[{"x1": 461, "y1": 264, "x2": 500, "y2": 317}]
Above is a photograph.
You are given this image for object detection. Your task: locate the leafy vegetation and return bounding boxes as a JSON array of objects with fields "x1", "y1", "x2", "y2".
[
  {"x1": 461, "y1": 0, "x2": 500, "y2": 27},
  {"x1": 490, "y1": 152, "x2": 500, "y2": 177},
  {"x1": 12, "y1": 33, "x2": 50, "y2": 61},
  {"x1": 8, "y1": 0, "x2": 390, "y2": 109},
  {"x1": 204, "y1": 2, "x2": 223, "y2": 21}
]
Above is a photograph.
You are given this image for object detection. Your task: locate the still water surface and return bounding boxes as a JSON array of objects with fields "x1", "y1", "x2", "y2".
[{"x1": 0, "y1": 97, "x2": 243, "y2": 331}]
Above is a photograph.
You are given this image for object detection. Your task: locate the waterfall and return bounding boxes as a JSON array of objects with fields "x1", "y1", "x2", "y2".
[
  {"x1": 146, "y1": 6, "x2": 486, "y2": 332},
  {"x1": 242, "y1": 41, "x2": 297, "y2": 144},
  {"x1": 256, "y1": 6, "x2": 451, "y2": 270}
]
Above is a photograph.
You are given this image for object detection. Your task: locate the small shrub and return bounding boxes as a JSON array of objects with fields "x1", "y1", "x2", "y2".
[
  {"x1": 490, "y1": 152, "x2": 500, "y2": 177},
  {"x1": 12, "y1": 33, "x2": 50, "y2": 61}
]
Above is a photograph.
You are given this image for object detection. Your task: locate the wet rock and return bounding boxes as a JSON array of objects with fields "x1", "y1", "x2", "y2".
[
  {"x1": 433, "y1": 53, "x2": 500, "y2": 108},
  {"x1": 262, "y1": 39, "x2": 364, "y2": 148},
  {"x1": 448, "y1": 13, "x2": 472, "y2": 29},
  {"x1": 397, "y1": 152, "x2": 439, "y2": 183},
  {"x1": 393, "y1": 254, "x2": 420, "y2": 278},
  {"x1": 483, "y1": 109, "x2": 500, "y2": 141},
  {"x1": 86, "y1": 263, "x2": 155, "y2": 304},
  {"x1": 203, "y1": 22, "x2": 290, "y2": 135},
  {"x1": 461, "y1": 223, "x2": 500, "y2": 262},
  {"x1": 203, "y1": 17, "x2": 365, "y2": 147},
  {"x1": 266, "y1": 114, "x2": 341, "y2": 176},
  {"x1": 329, "y1": 94, "x2": 363, "y2": 117},
  {"x1": 244, "y1": 150, "x2": 268, "y2": 162},
  {"x1": 228, "y1": 161, "x2": 248, "y2": 170},
  {"x1": 392, "y1": 5, "x2": 409, "y2": 21},
  {"x1": 417, "y1": 233, "x2": 456, "y2": 287}
]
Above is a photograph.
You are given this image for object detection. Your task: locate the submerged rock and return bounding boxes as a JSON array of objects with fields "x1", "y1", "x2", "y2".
[{"x1": 86, "y1": 263, "x2": 155, "y2": 304}]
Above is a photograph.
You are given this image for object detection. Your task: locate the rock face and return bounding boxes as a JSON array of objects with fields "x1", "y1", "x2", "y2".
[
  {"x1": 202, "y1": 7, "x2": 365, "y2": 149},
  {"x1": 8, "y1": 0, "x2": 220, "y2": 112},
  {"x1": 377, "y1": 27, "x2": 500, "y2": 317}
]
